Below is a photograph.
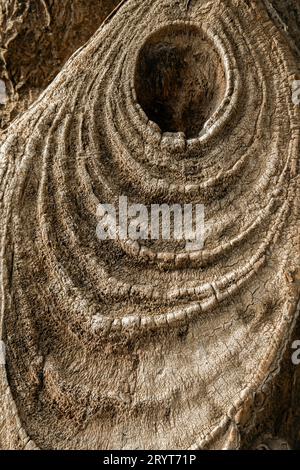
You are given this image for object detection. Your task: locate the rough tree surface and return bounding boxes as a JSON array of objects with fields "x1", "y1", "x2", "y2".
[
  {"x1": 0, "y1": 0, "x2": 300, "y2": 450},
  {"x1": 0, "y1": 0, "x2": 120, "y2": 133}
]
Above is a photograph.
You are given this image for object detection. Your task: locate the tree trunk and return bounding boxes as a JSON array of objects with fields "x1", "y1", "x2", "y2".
[{"x1": 0, "y1": 0, "x2": 299, "y2": 450}]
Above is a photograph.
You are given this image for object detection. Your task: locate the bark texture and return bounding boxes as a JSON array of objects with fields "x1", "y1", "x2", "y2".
[
  {"x1": 0, "y1": 0, "x2": 120, "y2": 133},
  {"x1": 0, "y1": 0, "x2": 300, "y2": 450}
]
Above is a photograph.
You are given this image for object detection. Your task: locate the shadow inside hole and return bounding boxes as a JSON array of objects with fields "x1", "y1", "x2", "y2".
[{"x1": 135, "y1": 26, "x2": 225, "y2": 139}]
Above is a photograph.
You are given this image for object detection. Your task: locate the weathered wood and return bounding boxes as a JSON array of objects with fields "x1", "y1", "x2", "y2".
[{"x1": 0, "y1": 0, "x2": 299, "y2": 450}]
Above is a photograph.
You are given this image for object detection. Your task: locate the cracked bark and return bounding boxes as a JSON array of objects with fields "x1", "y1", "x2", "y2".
[
  {"x1": 0, "y1": 0, "x2": 120, "y2": 134},
  {"x1": 0, "y1": 0, "x2": 299, "y2": 450}
]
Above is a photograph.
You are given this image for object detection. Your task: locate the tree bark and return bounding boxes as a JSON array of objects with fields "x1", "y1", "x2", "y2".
[
  {"x1": 0, "y1": 0, "x2": 120, "y2": 132},
  {"x1": 0, "y1": 0, "x2": 299, "y2": 450}
]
